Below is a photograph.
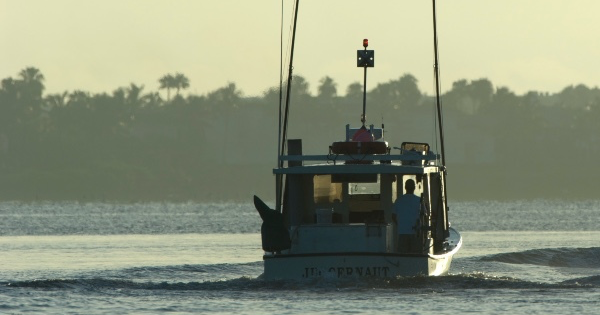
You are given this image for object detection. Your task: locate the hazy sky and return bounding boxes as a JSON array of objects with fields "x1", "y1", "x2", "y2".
[{"x1": 2, "y1": 0, "x2": 599, "y2": 98}]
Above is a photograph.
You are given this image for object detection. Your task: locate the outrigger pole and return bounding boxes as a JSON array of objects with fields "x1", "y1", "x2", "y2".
[
  {"x1": 432, "y1": 0, "x2": 451, "y2": 236},
  {"x1": 276, "y1": 0, "x2": 300, "y2": 211},
  {"x1": 432, "y1": 0, "x2": 446, "y2": 167},
  {"x1": 277, "y1": 0, "x2": 284, "y2": 179}
]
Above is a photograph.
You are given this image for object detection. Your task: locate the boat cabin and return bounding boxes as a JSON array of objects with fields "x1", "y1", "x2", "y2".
[{"x1": 275, "y1": 135, "x2": 450, "y2": 256}]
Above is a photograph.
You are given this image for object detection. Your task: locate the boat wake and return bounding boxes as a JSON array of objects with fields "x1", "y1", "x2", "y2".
[
  {"x1": 118, "y1": 261, "x2": 262, "y2": 278},
  {"x1": 3, "y1": 267, "x2": 598, "y2": 291},
  {"x1": 480, "y1": 247, "x2": 600, "y2": 269}
]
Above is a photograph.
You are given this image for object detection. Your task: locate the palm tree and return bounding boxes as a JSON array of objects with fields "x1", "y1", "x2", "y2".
[
  {"x1": 207, "y1": 82, "x2": 242, "y2": 111},
  {"x1": 173, "y1": 73, "x2": 190, "y2": 97},
  {"x1": 159, "y1": 74, "x2": 176, "y2": 102},
  {"x1": 317, "y1": 76, "x2": 337, "y2": 99},
  {"x1": 125, "y1": 83, "x2": 144, "y2": 107},
  {"x1": 45, "y1": 91, "x2": 68, "y2": 109},
  {"x1": 140, "y1": 92, "x2": 162, "y2": 108},
  {"x1": 67, "y1": 90, "x2": 91, "y2": 108},
  {"x1": 290, "y1": 75, "x2": 310, "y2": 97},
  {"x1": 345, "y1": 82, "x2": 362, "y2": 99},
  {"x1": 18, "y1": 67, "x2": 45, "y2": 100},
  {"x1": 1, "y1": 78, "x2": 18, "y2": 98}
]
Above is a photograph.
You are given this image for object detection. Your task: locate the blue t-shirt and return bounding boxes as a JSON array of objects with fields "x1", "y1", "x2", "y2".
[{"x1": 393, "y1": 194, "x2": 421, "y2": 234}]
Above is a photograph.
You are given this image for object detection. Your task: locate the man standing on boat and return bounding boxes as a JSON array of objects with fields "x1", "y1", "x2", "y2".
[{"x1": 393, "y1": 179, "x2": 421, "y2": 253}]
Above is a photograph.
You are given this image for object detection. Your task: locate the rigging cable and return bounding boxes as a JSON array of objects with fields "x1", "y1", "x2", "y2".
[
  {"x1": 431, "y1": 43, "x2": 445, "y2": 163},
  {"x1": 276, "y1": 0, "x2": 285, "y2": 211},
  {"x1": 432, "y1": 0, "x2": 446, "y2": 167},
  {"x1": 432, "y1": 73, "x2": 439, "y2": 159},
  {"x1": 280, "y1": 0, "x2": 300, "y2": 168},
  {"x1": 276, "y1": 0, "x2": 300, "y2": 211},
  {"x1": 278, "y1": 0, "x2": 296, "y2": 164},
  {"x1": 277, "y1": 0, "x2": 284, "y2": 169},
  {"x1": 277, "y1": 0, "x2": 298, "y2": 163},
  {"x1": 432, "y1": 0, "x2": 450, "y2": 235}
]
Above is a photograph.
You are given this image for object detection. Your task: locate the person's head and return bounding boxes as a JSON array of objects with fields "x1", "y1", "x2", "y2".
[{"x1": 404, "y1": 179, "x2": 416, "y2": 193}]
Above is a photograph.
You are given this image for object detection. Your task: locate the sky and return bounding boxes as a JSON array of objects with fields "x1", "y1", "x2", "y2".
[{"x1": 1, "y1": 0, "x2": 599, "y2": 98}]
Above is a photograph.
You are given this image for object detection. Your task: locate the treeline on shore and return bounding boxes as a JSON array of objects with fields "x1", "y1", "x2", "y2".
[{"x1": 1, "y1": 67, "x2": 599, "y2": 201}]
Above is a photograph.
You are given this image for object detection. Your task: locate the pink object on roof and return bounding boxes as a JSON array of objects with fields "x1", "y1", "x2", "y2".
[{"x1": 352, "y1": 127, "x2": 374, "y2": 142}]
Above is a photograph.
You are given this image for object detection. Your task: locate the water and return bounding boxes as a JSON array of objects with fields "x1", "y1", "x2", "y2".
[{"x1": 1, "y1": 200, "x2": 599, "y2": 314}]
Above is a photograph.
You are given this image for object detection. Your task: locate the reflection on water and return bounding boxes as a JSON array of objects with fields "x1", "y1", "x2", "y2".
[{"x1": 0, "y1": 234, "x2": 262, "y2": 273}]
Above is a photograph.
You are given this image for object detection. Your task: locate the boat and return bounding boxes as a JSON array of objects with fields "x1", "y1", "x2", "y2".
[{"x1": 254, "y1": 0, "x2": 462, "y2": 280}]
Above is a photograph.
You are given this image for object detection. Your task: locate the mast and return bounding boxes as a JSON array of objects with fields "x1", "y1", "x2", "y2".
[
  {"x1": 276, "y1": 0, "x2": 300, "y2": 211},
  {"x1": 432, "y1": 0, "x2": 450, "y2": 238},
  {"x1": 280, "y1": 0, "x2": 300, "y2": 164},
  {"x1": 432, "y1": 0, "x2": 446, "y2": 167},
  {"x1": 275, "y1": 0, "x2": 285, "y2": 212},
  {"x1": 277, "y1": 0, "x2": 284, "y2": 174},
  {"x1": 357, "y1": 39, "x2": 374, "y2": 126}
]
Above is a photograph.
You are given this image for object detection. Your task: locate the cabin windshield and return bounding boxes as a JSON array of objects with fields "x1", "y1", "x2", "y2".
[
  {"x1": 337, "y1": 174, "x2": 380, "y2": 195},
  {"x1": 349, "y1": 180, "x2": 380, "y2": 195}
]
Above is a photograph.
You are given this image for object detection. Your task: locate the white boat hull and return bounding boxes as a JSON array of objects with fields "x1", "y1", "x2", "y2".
[
  {"x1": 262, "y1": 227, "x2": 461, "y2": 280},
  {"x1": 263, "y1": 252, "x2": 453, "y2": 280}
]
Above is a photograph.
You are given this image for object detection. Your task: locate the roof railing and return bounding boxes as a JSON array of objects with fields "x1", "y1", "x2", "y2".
[{"x1": 279, "y1": 152, "x2": 439, "y2": 165}]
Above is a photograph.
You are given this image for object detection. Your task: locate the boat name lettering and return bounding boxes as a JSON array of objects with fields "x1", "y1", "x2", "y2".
[{"x1": 302, "y1": 266, "x2": 390, "y2": 278}]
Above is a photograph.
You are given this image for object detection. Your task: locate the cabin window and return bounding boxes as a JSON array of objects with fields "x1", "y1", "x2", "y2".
[
  {"x1": 349, "y1": 175, "x2": 380, "y2": 195},
  {"x1": 396, "y1": 174, "x2": 423, "y2": 198},
  {"x1": 313, "y1": 175, "x2": 342, "y2": 204}
]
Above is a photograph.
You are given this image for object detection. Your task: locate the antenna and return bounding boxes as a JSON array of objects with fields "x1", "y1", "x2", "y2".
[{"x1": 357, "y1": 39, "x2": 374, "y2": 127}]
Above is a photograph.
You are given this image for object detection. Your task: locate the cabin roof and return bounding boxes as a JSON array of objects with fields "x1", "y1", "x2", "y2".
[
  {"x1": 275, "y1": 152, "x2": 442, "y2": 175},
  {"x1": 273, "y1": 163, "x2": 442, "y2": 175}
]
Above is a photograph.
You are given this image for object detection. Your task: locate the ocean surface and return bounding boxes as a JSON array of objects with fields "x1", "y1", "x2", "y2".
[{"x1": 1, "y1": 200, "x2": 599, "y2": 314}]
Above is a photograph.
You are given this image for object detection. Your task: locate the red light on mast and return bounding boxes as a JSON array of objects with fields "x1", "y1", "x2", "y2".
[{"x1": 363, "y1": 39, "x2": 368, "y2": 48}]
